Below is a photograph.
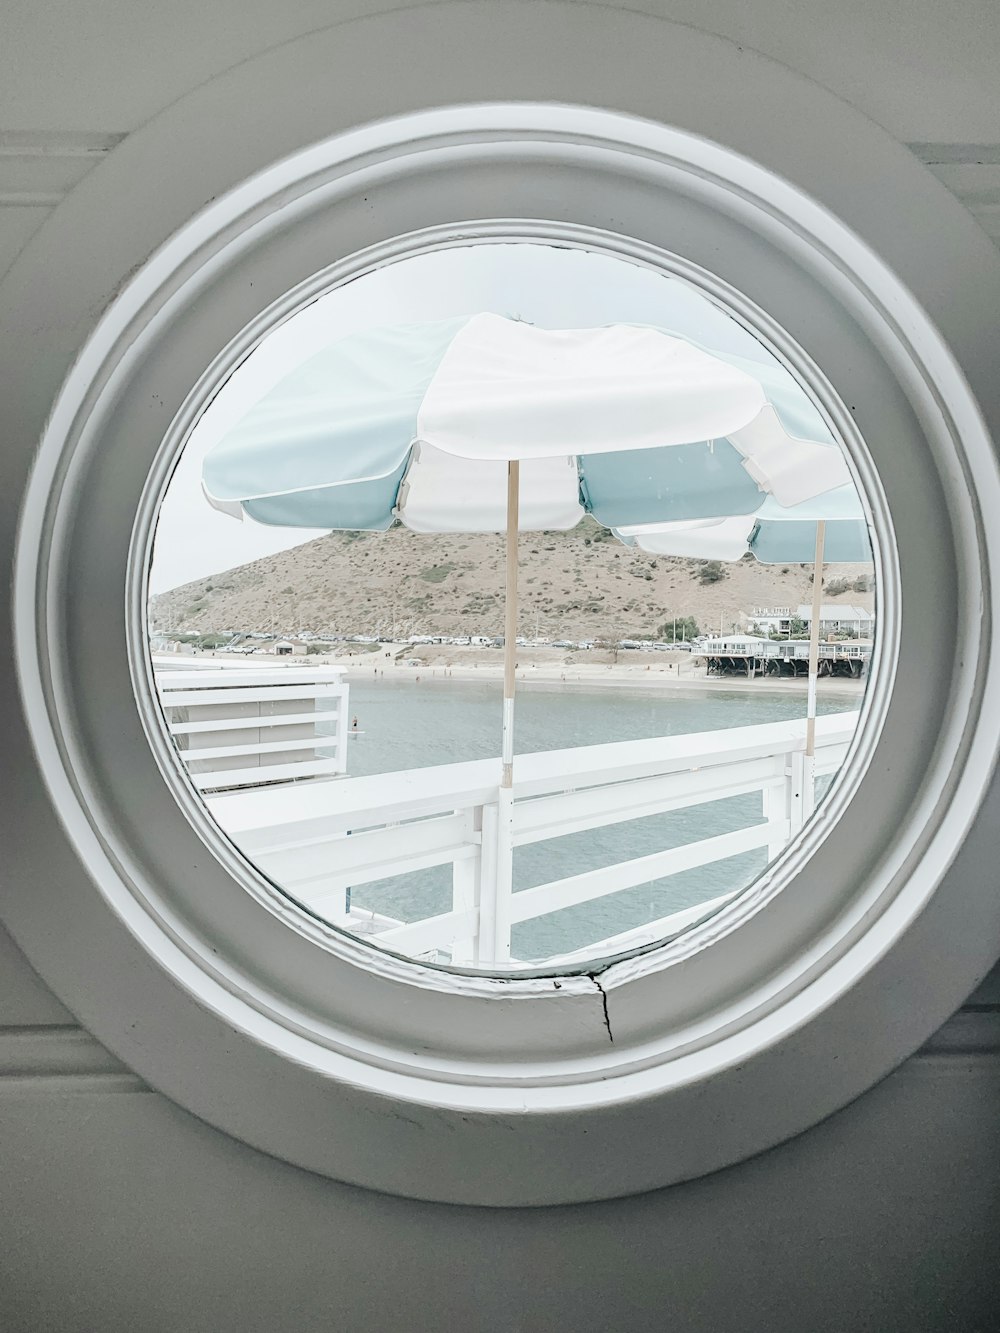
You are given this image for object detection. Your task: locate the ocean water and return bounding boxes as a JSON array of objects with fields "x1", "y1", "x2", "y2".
[{"x1": 329, "y1": 677, "x2": 859, "y2": 962}]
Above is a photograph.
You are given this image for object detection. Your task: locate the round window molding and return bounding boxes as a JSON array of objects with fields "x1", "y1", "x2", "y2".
[
  {"x1": 3, "y1": 8, "x2": 1000, "y2": 1207},
  {"x1": 141, "y1": 227, "x2": 884, "y2": 981}
]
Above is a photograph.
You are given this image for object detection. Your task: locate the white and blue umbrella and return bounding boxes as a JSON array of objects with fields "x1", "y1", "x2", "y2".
[
  {"x1": 203, "y1": 312, "x2": 850, "y2": 533},
  {"x1": 203, "y1": 312, "x2": 853, "y2": 940},
  {"x1": 619, "y1": 485, "x2": 873, "y2": 754},
  {"x1": 617, "y1": 485, "x2": 870, "y2": 564}
]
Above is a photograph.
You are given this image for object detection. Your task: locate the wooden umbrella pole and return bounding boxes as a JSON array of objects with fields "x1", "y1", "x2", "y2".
[
  {"x1": 501, "y1": 460, "x2": 520, "y2": 789},
  {"x1": 805, "y1": 519, "x2": 827, "y2": 758}
]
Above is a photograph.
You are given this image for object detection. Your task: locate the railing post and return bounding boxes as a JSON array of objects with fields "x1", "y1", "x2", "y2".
[
  {"x1": 762, "y1": 780, "x2": 789, "y2": 861},
  {"x1": 787, "y1": 750, "x2": 817, "y2": 840},
  {"x1": 801, "y1": 752, "x2": 817, "y2": 823},
  {"x1": 476, "y1": 801, "x2": 499, "y2": 965},
  {"x1": 494, "y1": 786, "x2": 514, "y2": 964},
  {"x1": 450, "y1": 808, "x2": 477, "y2": 966},
  {"x1": 477, "y1": 798, "x2": 513, "y2": 967}
]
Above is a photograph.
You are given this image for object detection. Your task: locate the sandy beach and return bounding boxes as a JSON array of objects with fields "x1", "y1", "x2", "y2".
[{"x1": 273, "y1": 644, "x2": 866, "y2": 699}]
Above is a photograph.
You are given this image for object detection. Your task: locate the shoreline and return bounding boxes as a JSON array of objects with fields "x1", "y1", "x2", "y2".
[
  {"x1": 331, "y1": 658, "x2": 865, "y2": 699},
  {"x1": 187, "y1": 647, "x2": 866, "y2": 700}
]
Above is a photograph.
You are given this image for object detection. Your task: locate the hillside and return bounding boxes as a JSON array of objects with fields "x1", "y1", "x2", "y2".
[{"x1": 149, "y1": 518, "x2": 874, "y2": 642}]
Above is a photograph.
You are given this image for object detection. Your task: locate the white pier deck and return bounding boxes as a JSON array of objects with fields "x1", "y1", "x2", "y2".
[
  {"x1": 206, "y1": 711, "x2": 858, "y2": 969},
  {"x1": 152, "y1": 657, "x2": 857, "y2": 969}
]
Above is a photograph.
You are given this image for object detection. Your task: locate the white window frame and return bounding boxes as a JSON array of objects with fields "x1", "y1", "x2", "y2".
[{"x1": 4, "y1": 7, "x2": 1000, "y2": 1207}]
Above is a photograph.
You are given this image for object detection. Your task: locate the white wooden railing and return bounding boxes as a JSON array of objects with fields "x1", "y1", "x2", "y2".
[
  {"x1": 208, "y1": 712, "x2": 858, "y2": 967},
  {"x1": 154, "y1": 660, "x2": 350, "y2": 792}
]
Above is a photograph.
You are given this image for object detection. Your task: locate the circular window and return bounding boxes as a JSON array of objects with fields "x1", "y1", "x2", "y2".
[
  {"x1": 5, "y1": 46, "x2": 1000, "y2": 1207},
  {"x1": 147, "y1": 240, "x2": 878, "y2": 975}
]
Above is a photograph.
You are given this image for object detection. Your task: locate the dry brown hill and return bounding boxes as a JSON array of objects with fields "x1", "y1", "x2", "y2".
[{"x1": 150, "y1": 518, "x2": 874, "y2": 642}]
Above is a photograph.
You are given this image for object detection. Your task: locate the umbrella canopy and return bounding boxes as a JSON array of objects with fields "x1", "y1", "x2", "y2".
[
  {"x1": 617, "y1": 486, "x2": 873, "y2": 762},
  {"x1": 202, "y1": 312, "x2": 852, "y2": 532},
  {"x1": 617, "y1": 485, "x2": 871, "y2": 564}
]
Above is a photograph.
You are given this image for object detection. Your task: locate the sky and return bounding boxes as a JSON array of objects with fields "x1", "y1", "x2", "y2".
[{"x1": 149, "y1": 243, "x2": 782, "y2": 593}]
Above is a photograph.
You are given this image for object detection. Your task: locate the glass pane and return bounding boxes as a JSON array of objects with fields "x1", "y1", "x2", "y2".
[{"x1": 148, "y1": 242, "x2": 876, "y2": 973}]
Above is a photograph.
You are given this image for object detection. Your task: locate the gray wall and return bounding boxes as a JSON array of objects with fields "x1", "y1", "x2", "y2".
[
  {"x1": 3, "y1": 3, "x2": 1000, "y2": 1328},
  {"x1": 3, "y1": 922, "x2": 999, "y2": 1331}
]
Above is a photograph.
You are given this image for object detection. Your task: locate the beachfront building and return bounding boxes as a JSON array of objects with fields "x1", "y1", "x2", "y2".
[
  {"x1": 747, "y1": 604, "x2": 874, "y2": 638},
  {"x1": 700, "y1": 634, "x2": 774, "y2": 656}
]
